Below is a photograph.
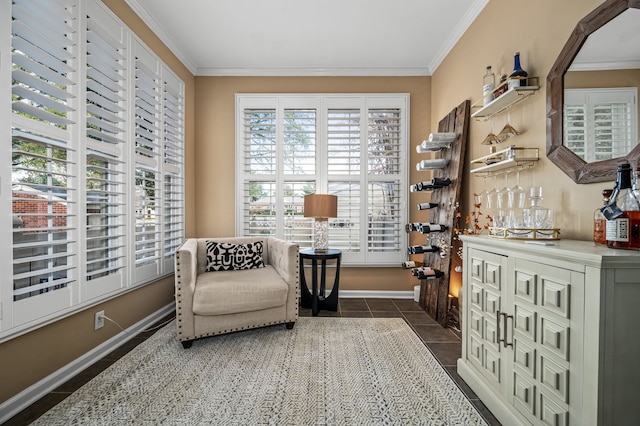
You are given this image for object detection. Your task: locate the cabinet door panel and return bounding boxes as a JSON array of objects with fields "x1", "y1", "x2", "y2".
[
  {"x1": 483, "y1": 289, "x2": 501, "y2": 315},
  {"x1": 470, "y1": 256, "x2": 483, "y2": 282},
  {"x1": 485, "y1": 261, "x2": 502, "y2": 290},
  {"x1": 483, "y1": 315, "x2": 499, "y2": 345},
  {"x1": 469, "y1": 283, "x2": 483, "y2": 310},
  {"x1": 514, "y1": 304, "x2": 536, "y2": 342},
  {"x1": 540, "y1": 391, "x2": 569, "y2": 426},
  {"x1": 515, "y1": 269, "x2": 536, "y2": 305},
  {"x1": 469, "y1": 334, "x2": 484, "y2": 369},
  {"x1": 540, "y1": 277, "x2": 570, "y2": 320},
  {"x1": 513, "y1": 338, "x2": 536, "y2": 378},
  {"x1": 469, "y1": 307, "x2": 483, "y2": 337},
  {"x1": 540, "y1": 355, "x2": 569, "y2": 403},
  {"x1": 540, "y1": 317, "x2": 570, "y2": 361},
  {"x1": 483, "y1": 346, "x2": 502, "y2": 386},
  {"x1": 513, "y1": 369, "x2": 537, "y2": 417}
]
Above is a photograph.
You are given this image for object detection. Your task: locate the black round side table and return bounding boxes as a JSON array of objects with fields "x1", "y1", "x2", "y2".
[{"x1": 299, "y1": 248, "x2": 342, "y2": 316}]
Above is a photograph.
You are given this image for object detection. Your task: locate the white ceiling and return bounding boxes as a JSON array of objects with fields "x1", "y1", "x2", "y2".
[{"x1": 125, "y1": 0, "x2": 489, "y2": 76}]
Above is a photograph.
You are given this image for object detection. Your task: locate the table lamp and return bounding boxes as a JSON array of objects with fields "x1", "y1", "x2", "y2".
[{"x1": 304, "y1": 194, "x2": 337, "y2": 252}]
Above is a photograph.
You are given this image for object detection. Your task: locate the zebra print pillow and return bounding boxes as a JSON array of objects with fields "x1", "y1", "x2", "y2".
[{"x1": 205, "y1": 241, "x2": 265, "y2": 272}]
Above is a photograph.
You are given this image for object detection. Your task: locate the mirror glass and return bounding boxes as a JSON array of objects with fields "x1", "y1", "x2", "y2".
[
  {"x1": 563, "y1": 8, "x2": 640, "y2": 163},
  {"x1": 547, "y1": 1, "x2": 640, "y2": 183}
]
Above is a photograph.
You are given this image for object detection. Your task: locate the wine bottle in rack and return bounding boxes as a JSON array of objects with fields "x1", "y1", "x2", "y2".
[
  {"x1": 405, "y1": 222, "x2": 428, "y2": 232},
  {"x1": 416, "y1": 140, "x2": 452, "y2": 153},
  {"x1": 417, "y1": 223, "x2": 449, "y2": 234},
  {"x1": 416, "y1": 159, "x2": 448, "y2": 171},
  {"x1": 407, "y1": 244, "x2": 439, "y2": 254},
  {"x1": 427, "y1": 132, "x2": 456, "y2": 142},
  {"x1": 417, "y1": 202, "x2": 438, "y2": 210},
  {"x1": 412, "y1": 268, "x2": 445, "y2": 279},
  {"x1": 401, "y1": 260, "x2": 424, "y2": 269}
]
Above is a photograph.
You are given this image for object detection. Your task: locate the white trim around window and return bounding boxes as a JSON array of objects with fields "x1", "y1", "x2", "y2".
[{"x1": 235, "y1": 94, "x2": 409, "y2": 266}]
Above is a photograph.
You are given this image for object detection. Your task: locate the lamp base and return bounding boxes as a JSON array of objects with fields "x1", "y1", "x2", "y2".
[{"x1": 313, "y1": 218, "x2": 329, "y2": 252}]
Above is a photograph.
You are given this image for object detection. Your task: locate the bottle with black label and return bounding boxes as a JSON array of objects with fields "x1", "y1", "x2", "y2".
[
  {"x1": 412, "y1": 267, "x2": 445, "y2": 279},
  {"x1": 602, "y1": 162, "x2": 640, "y2": 249},
  {"x1": 411, "y1": 178, "x2": 452, "y2": 192},
  {"x1": 407, "y1": 244, "x2": 440, "y2": 254},
  {"x1": 508, "y1": 52, "x2": 528, "y2": 89},
  {"x1": 405, "y1": 222, "x2": 429, "y2": 232},
  {"x1": 417, "y1": 223, "x2": 449, "y2": 234}
]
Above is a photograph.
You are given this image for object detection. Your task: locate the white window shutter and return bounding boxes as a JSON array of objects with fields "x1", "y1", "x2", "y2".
[
  {"x1": 84, "y1": 2, "x2": 128, "y2": 298},
  {"x1": 10, "y1": 0, "x2": 78, "y2": 326}
]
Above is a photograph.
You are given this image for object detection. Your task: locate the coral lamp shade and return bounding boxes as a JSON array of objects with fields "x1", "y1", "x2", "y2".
[{"x1": 303, "y1": 194, "x2": 337, "y2": 218}]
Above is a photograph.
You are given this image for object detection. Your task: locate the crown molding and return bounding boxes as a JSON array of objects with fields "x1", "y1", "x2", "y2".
[{"x1": 196, "y1": 66, "x2": 432, "y2": 77}]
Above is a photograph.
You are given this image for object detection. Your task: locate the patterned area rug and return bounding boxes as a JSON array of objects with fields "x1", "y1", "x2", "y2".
[{"x1": 33, "y1": 318, "x2": 487, "y2": 425}]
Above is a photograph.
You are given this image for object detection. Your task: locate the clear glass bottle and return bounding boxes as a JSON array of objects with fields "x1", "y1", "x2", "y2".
[
  {"x1": 603, "y1": 162, "x2": 640, "y2": 249},
  {"x1": 483, "y1": 65, "x2": 495, "y2": 106},
  {"x1": 594, "y1": 189, "x2": 613, "y2": 245},
  {"x1": 508, "y1": 52, "x2": 528, "y2": 89},
  {"x1": 523, "y1": 186, "x2": 553, "y2": 238}
]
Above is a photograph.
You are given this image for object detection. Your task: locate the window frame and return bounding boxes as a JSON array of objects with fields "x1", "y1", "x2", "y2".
[
  {"x1": 1, "y1": 0, "x2": 185, "y2": 341},
  {"x1": 235, "y1": 94, "x2": 408, "y2": 266}
]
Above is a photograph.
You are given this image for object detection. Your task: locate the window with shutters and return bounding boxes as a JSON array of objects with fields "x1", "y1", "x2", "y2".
[
  {"x1": 564, "y1": 88, "x2": 638, "y2": 162},
  {"x1": 236, "y1": 95, "x2": 408, "y2": 265},
  {"x1": 2, "y1": 0, "x2": 185, "y2": 339}
]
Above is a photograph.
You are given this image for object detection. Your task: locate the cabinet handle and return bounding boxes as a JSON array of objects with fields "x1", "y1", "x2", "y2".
[
  {"x1": 496, "y1": 310, "x2": 502, "y2": 347},
  {"x1": 503, "y1": 313, "x2": 513, "y2": 348},
  {"x1": 496, "y1": 311, "x2": 514, "y2": 348}
]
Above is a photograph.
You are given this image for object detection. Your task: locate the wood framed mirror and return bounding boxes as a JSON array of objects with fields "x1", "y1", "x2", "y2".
[{"x1": 547, "y1": 0, "x2": 640, "y2": 183}]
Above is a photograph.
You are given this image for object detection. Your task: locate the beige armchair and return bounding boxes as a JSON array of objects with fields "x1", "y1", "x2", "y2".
[{"x1": 174, "y1": 236, "x2": 299, "y2": 348}]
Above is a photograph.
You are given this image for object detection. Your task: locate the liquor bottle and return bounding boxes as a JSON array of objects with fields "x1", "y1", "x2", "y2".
[
  {"x1": 410, "y1": 266, "x2": 432, "y2": 276},
  {"x1": 602, "y1": 162, "x2": 640, "y2": 249},
  {"x1": 507, "y1": 52, "x2": 528, "y2": 90},
  {"x1": 407, "y1": 244, "x2": 440, "y2": 254},
  {"x1": 483, "y1": 65, "x2": 495, "y2": 106},
  {"x1": 495, "y1": 74, "x2": 508, "y2": 98},
  {"x1": 412, "y1": 268, "x2": 445, "y2": 279},
  {"x1": 401, "y1": 260, "x2": 424, "y2": 269},
  {"x1": 416, "y1": 159, "x2": 448, "y2": 171},
  {"x1": 417, "y1": 202, "x2": 438, "y2": 210},
  {"x1": 417, "y1": 223, "x2": 449, "y2": 234},
  {"x1": 593, "y1": 189, "x2": 613, "y2": 246},
  {"x1": 416, "y1": 140, "x2": 453, "y2": 153}
]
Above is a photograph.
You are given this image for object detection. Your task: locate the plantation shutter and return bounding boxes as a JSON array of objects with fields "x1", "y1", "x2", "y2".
[
  {"x1": 133, "y1": 41, "x2": 162, "y2": 282},
  {"x1": 366, "y1": 108, "x2": 402, "y2": 254},
  {"x1": 84, "y1": 3, "x2": 128, "y2": 297},
  {"x1": 10, "y1": 0, "x2": 78, "y2": 325},
  {"x1": 162, "y1": 67, "x2": 185, "y2": 271},
  {"x1": 327, "y1": 108, "x2": 362, "y2": 252},
  {"x1": 241, "y1": 107, "x2": 278, "y2": 236},
  {"x1": 282, "y1": 109, "x2": 316, "y2": 247},
  {"x1": 565, "y1": 88, "x2": 638, "y2": 162}
]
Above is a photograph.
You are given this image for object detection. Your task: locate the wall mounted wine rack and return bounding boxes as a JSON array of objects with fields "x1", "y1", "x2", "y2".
[{"x1": 412, "y1": 99, "x2": 470, "y2": 326}]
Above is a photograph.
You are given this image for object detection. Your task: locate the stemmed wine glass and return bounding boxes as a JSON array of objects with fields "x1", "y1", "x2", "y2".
[
  {"x1": 496, "y1": 171, "x2": 511, "y2": 210},
  {"x1": 476, "y1": 175, "x2": 488, "y2": 206},
  {"x1": 486, "y1": 174, "x2": 498, "y2": 209},
  {"x1": 508, "y1": 168, "x2": 526, "y2": 209}
]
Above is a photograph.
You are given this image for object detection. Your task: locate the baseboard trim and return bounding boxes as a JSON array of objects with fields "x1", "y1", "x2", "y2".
[
  {"x1": 0, "y1": 303, "x2": 175, "y2": 424},
  {"x1": 338, "y1": 290, "x2": 414, "y2": 299}
]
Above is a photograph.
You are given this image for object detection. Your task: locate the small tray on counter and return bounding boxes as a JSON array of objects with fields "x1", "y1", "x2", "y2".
[{"x1": 489, "y1": 227, "x2": 561, "y2": 240}]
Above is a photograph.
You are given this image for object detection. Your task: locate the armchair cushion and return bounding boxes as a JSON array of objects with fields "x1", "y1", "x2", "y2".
[
  {"x1": 193, "y1": 266, "x2": 288, "y2": 316},
  {"x1": 205, "y1": 240, "x2": 265, "y2": 271}
]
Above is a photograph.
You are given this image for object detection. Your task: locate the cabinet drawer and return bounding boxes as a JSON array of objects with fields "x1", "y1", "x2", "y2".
[{"x1": 470, "y1": 248, "x2": 505, "y2": 291}]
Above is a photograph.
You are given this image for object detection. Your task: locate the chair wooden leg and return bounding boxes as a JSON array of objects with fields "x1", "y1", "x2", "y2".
[
  {"x1": 181, "y1": 340, "x2": 193, "y2": 349},
  {"x1": 285, "y1": 321, "x2": 295, "y2": 330}
]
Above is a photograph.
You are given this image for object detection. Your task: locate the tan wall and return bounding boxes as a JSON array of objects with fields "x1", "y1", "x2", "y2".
[
  {"x1": 194, "y1": 76, "x2": 430, "y2": 291},
  {"x1": 0, "y1": 0, "x2": 196, "y2": 404},
  {"x1": 432, "y1": 0, "x2": 609, "y2": 251}
]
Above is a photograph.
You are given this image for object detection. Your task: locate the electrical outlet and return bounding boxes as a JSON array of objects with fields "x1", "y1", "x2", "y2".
[{"x1": 94, "y1": 310, "x2": 105, "y2": 330}]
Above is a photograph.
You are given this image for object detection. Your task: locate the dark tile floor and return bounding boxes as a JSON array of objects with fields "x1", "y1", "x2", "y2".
[{"x1": 6, "y1": 299, "x2": 500, "y2": 425}]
